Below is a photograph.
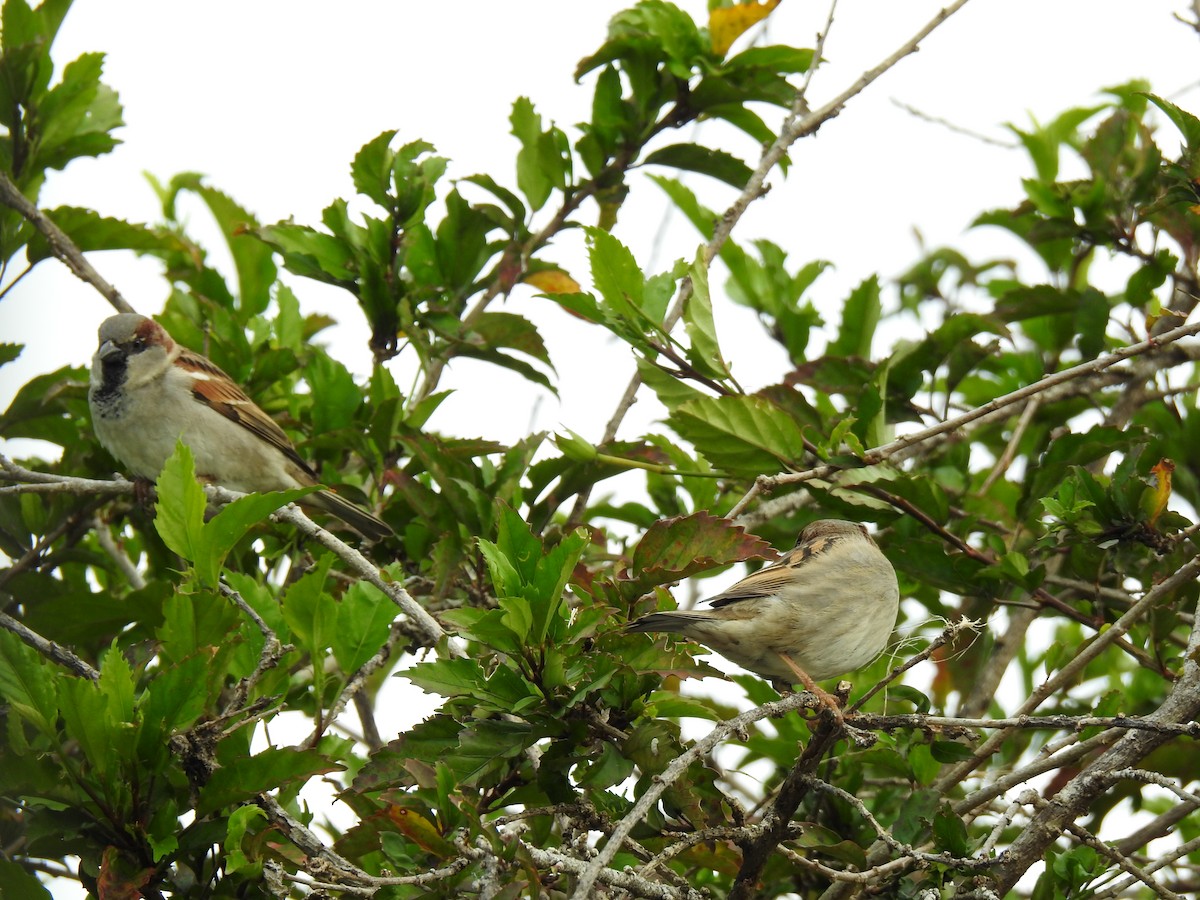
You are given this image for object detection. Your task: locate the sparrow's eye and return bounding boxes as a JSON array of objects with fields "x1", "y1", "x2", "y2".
[{"x1": 131, "y1": 337, "x2": 147, "y2": 352}]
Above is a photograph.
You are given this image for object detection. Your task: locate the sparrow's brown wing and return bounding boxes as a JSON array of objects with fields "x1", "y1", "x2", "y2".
[
  {"x1": 706, "y1": 531, "x2": 844, "y2": 608},
  {"x1": 179, "y1": 348, "x2": 318, "y2": 479}
]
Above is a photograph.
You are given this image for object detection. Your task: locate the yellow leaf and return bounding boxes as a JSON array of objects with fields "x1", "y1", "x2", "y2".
[
  {"x1": 709, "y1": 0, "x2": 782, "y2": 57},
  {"x1": 386, "y1": 806, "x2": 456, "y2": 858},
  {"x1": 1146, "y1": 458, "x2": 1175, "y2": 525},
  {"x1": 522, "y1": 268, "x2": 581, "y2": 295}
]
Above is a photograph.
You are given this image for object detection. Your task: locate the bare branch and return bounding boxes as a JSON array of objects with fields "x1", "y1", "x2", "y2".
[
  {"x1": 0, "y1": 610, "x2": 100, "y2": 681},
  {"x1": 92, "y1": 514, "x2": 146, "y2": 590},
  {"x1": 852, "y1": 712, "x2": 1200, "y2": 738}
]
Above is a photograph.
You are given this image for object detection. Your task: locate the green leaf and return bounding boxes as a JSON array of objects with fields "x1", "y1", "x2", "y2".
[
  {"x1": 332, "y1": 581, "x2": 397, "y2": 674},
  {"x1": 930, "y1": 740, "x2": 977, "y2": 763},
  {"x1": 224, "y1": 805, "x2": 268, "y2": 875},
  {"x1": 57, "y1": 677, "x2": 115, "y2": 782},
  {"x1": 153, "y1": 441, "x2": 208, "y2": 567},
  {"x1": 511, "y1": 97, "x2": 554, "y2": 210},
  {"x1": 0, "y1": 859, "x2": 53, "y2": 900},
  {"x1": 306, "y1": 352, "x2": 361, "y2": 434},
  {"x1": 643, "y1": 143, "x2": 753, "y2": 189},
  {"x1": 828, "y1": 276, "x2": 881, "y2": 359},
  {"x1": 668, "y1": 394, "x2": 807, "y2": 475},
  {"x1": 161, "y1": 175, "x2": 276, "y2": 314},
  {"x1": 197, "y1": 747, "x2": 342, "y2": 815},
  {"x1": 256, "y1": 220, "x2": 356, "y2": 285},
  {"x1": 351, "y1": 129, "x2": 399, "y2": 209},
  {"x1": 1144, "y1": 93, "x2": 1200, "y2": 152},
  {"x1": 197, "y1": 487, "x2": 315, "y2": 586},
  {"x1": 892, "y1": 789, "x2": 938, "y2": 844},
  {"x1": 441, "y1": 607, "x2": 525, "y2": 656},
  {"x1": 27, "y1": 206, "x2": 178, "y2": 262},
  {"x1": 140, "y1": 653, "x2": 215, "y2": 746},
  {"x1": 587, "y1": 226, "x2": 652, "y2": 330},
  {"x1": 683, "y1": 250, "x2": 731, "y2": 380},
  {"x1": 576, "y1": 741, "x2": 635, "y2": 789},
  {"x1": 282, "y1": 554, "x2": 336, "y2": 657},
  {"x1": 723, "y1": 45, "x2": 814, "y2": 75},
  {"x1": 933, "y1": 805, "x2": 970, "y2": 857},
  {"x1": 35, "y1": 52, "x2": 123, "y2": 171},
  {"x1": 0, "y1": 629, "x2": 59, "y2": 736}
]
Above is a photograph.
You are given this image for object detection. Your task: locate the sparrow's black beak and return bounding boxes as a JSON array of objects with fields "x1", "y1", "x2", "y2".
[{"x1": 97, "y1": 339, "x2": 124, "y2": 362}]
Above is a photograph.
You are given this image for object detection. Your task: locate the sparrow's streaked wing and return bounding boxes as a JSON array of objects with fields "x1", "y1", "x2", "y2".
[
  {"x1": 179, "y1": 348, "x2": 317, "y2": 478},
  {"x1": 706, "y1": 530, "x2": 847, "y2": 609}
]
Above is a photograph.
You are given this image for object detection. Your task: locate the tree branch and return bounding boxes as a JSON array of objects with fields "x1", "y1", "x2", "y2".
[{"x1": 0, "y1": 610, "x2": 100, "y2": 681}]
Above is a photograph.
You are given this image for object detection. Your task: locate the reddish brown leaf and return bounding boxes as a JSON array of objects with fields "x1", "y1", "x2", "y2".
[{"x1": 621, "y1": 511, "x2": 776, "y2": 596}]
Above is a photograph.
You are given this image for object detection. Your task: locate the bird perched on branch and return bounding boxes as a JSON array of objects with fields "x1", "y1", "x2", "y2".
[
  {"x1": 88, "y1": 313, "x2": 392, "y2": 541},
  {"x1": 628, "y1": 519, "x2": 898, "y2": 704}
]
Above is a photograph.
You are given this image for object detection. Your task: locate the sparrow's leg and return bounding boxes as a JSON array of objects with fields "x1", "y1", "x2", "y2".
[
  {"x1": 132, "y1": 476, "x2": 156, "y2": 513},
  {"x1": 778, "y1": 652, "x2": 844, "y2": 727}
]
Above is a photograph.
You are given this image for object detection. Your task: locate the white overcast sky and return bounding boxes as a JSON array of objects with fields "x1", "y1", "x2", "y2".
[{"x1": 1, "y1": 0, "x2": 1197, "y2": 447}]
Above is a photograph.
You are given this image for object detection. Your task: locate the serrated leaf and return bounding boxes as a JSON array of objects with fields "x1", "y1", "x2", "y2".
[
  {"x1": 1145, "y1": 92, "x2": 1200, "y2": 152},
  {"x1": 668, "y1": 393, "x2": 807, "y2": 475},
  {"x1": 0, "y1": 630, "x2": 59, "y2": 736},
  {"x1": 282, "y1": 552, "x2": 335, "y2": 655},
  {"x1": 153, "y1": 441, "x2": 208, "y2": 567},
  {"x1": 224, "y1": 805, "x2": 268, "y2": 875},
  {"x1": 623, "y1": 511, "x2": 775, "y2": 593},
  {"x1": 197, "y1": 487, "x2": 315, "y2": 586},
  {"x1": 27, "y1": 207, "x2": 177, "y2": 262},
  {"x1": 332, "y1": 581, "x2": 397, "y2": 674},
  {"x1": 197, "y1": 747, "x2": 342, "y2": 816},
  {"x1": 351, "y1": 129, "x2": 399, "y2": 209}
]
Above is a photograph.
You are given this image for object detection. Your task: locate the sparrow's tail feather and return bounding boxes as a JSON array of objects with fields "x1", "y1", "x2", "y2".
[
  {"x1": 626, "y1": 610, "x2": 716, "y2": 634},
  {"x1": 305, "y1": 489, "x2": 393, "y2": 542}
]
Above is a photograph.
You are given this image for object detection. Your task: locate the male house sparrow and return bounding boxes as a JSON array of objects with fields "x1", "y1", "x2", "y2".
[
  {"x1": 88, "y1": 313, "x2": 392, "y2": 541},
  {"x1": 628, "y1": 520, "x2": 898, "y2": 695}
]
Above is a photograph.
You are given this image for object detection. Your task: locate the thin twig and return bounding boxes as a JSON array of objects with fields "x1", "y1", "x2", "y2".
[
  {"x1": 848, "y1": 617, "x2": 979, "y2": 713},
  {"x1": 92, "y1": 515, "x2": 146, "y2": 590},
  {"x1": 978, "y1": 395, "x2": 1041, "y2": 493},
  {"x1": 218, "y1": 580, "x2": 289, "y2": 716}
]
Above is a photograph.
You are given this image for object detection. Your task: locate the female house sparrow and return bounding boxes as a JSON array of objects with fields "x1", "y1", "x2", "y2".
[
  {"x1": 628, "y1": 520, "x2": 898, "y2": 695},
  {"x1": 88, "y1": 313, "x2": 392, "y2": 541}
]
